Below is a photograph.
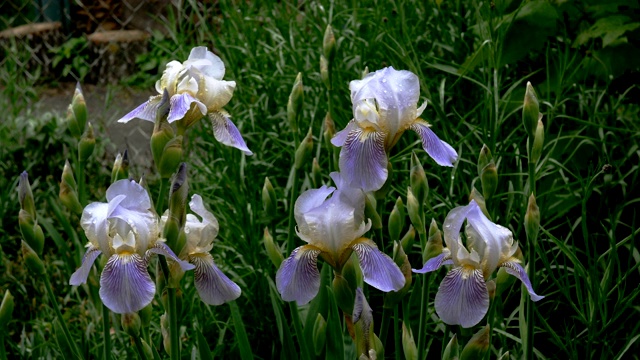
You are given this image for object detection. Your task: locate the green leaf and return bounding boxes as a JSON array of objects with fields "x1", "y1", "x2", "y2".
[
  {"x1": 325, "y1": 286, "x2": 344, "y2": 360},
  {"x1": 267, "y1": 276, "x2": 297, "y2": 359},
  {"x1": 196, "y1": 326, "x2": 214, "y2": 360},
  {"x1": 229, "y1": 301, "x2": 254, "y2": 360}
]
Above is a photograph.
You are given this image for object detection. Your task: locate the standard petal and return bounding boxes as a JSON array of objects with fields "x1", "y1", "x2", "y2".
[
  {"x1": 99, "y1": 253, "x2": 155, "y2": 314},
  {"x1": 69, "y1": 246, "x2": 102, "y2": 285},
  {"x1": 410, "y1": 121, "x2": 457, "y2": 167},
  {"x1": 351, "y1": 239, "x2": 405, "y2": 292},
  {"x1": 338, "y1": 128, "x2": 387, "y2": 192},
  {"x1": 209, "y1": 111, "x2": 253, "y2": 155},
  {"x1": 412, "y1": 252, "x2": 449, "y2": 274},
  {"x1": 199, "y1": 77, "x2": 236, "y2": 111},
  {"x1": 147, "y1": 242, "x2": 195, "y2": 271},
  {"x1": 106, "y1": 179, "x2": 151, "y2": 210},
  {"x1": 502, "y1": 261, "x2": 545, "y2": 302},
  {"x1": 167, "y1": 93, "x2": 207, "y2": 123},
  {"x1": 189, "y1": 194, "x2": 219, "y2": 237},
  {"x1": 117, "y1": 96, "x2": 162, "y2": 123},
  {"x1": 275, "y1": 245, "x2": 322, "y2": 305},
  {"x1": 331, "y1": 120, "x2": 359, "y2": 147},
  {"x1": 186, "y1": 46, "x2": 225, "y2": 79},
  {"x1": 434, "y1": 266, "x2": 489, "y2": 328},
  {"x1": 190, "y1": 253, "x2": 241, "y2": 305},
  {"x1": 465, "y1": 202, "x2": 514, "y2": 276},
  {"x1": 80, "y1": 202, "x2": 111, "y2": 253}
]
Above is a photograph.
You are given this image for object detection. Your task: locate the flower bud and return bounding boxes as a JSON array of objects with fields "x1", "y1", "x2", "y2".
[
  {"x1": 332, "y1": 274, "x2": 355, "y2": 315},
  {"x1": 18, "y1": 171, "x2": 36, "y2": 218},
  {"x1": 22, "y1": 240, "x2": 45, "y2": 275},
  {"x1": 320, "y1": 55, "x2": 330, "y2": 90},
  {"x1": 323, "y1": 25, "x2": 336, "y2": 65},
  {"x1": 400, "y1": 225, "x2": 415, "y2": 255},
  {"x1": 364, "y1": 193, "x2": 382, "y2": 230},
  {"x1": 151, "y1": 92, "x2": 175, "y2": 176},
  {"x1": 480, "y1": 161, "x2": 498, "y2": 201},
  {"x1": 312, "y1": 314, "x2": 327, "y2": 356},
  {"x1": 531, "y1": 116, "x2": 544, "y2": 164},
  {"x1": 59, "y1": 161, "x2": 83, "y2": 215},
  {"x1": 353, "y1": 288, "x2": 373, "y2": 356},
  {"x1": 287, "y1": 72, "x2": 304, "y2": 133},
  {"x1": 469, "y1": 188, "x2": 490, "y2": 220},
  {"x1": 362, "y1": 66, "x2": 369, "y2": 79},
  {"x1": 388, "y1": 197, "x2": 404, "y2": 241},
  {"x1": 384, "y1": 241, "x2": 411, "y2": 307},
  {"x1": 442, "y1": 334, "x2": 459, "y2": 360},
  {"x1": 410, "y1": 151, "x2": 428, "y2": 206},
  {"x1": 158, "y1": 135, "x2": 183, "y2": 179},
  {"x1": 262, "y1": 177, "x2": 276, "y2": 215},
  {"x1": 486, "y1": 279, "x2": 496, "y2": 300},
  {"x1": 111, "y1": 150, "x2": 129, "y2": 183},
  {"x1": 311, "y1": 157, "x2": 322, "y2": 188},
  {"x1": 402, "y1": 322, "x2": 418, "y2": 360},
  {"x1": 139, "y1": 303, "x2": 153, "y2": 329},
  {"x1": 19, "y1": 209, "x2": 45, "y2": 256},
  {"x1": 424, "y1": 219, "x2": 443, "y2": 262},
  {"x1": 141, "y1": 339, "x2": 154, "y2": 360},
  {"x1": 460, "y1": 325, "x2": 490, "y2": 360},
  {"x1": 0, "y1": 290, "x2": 15, "y2": 329},
  {"x1": 67, "y1": 83, "x2": 87, "y2": 138},
  {"x1": 161, "y1": 312, "x2": 170, "y2": 355},
  {"x1": 407, "y1": 187, "x2": 424, "y2": 234},
  {"x1": 263, "y1": 227, "x2": 283, "y2": 268},
  {"x1": 121, "y1": 312, "x2": 141, "y2": 337},
  {"x1": 523, "y1": 82, "x2": 539, "y2": 138},
  {"x1": 294, "y1": 127, "x2": 313, "y2": 170},
  {"x1": 323, "y1": 112, "x2": 335, "y2": 149},
  {"x1": 168, "y1": 163, "x2": 189, "y2": 226},
  {"x1": 524, "y1": 193, "x2": 540, "y2": 243},
  {"x1": 78, "y1": 122, "x2": 96, "y2": 162},
  {"x1": 156, "y1": 262, "x2": 166, "y2": 297},
  {"x1": 477, "y1": 144, "x2": 492, "y2": 177}
]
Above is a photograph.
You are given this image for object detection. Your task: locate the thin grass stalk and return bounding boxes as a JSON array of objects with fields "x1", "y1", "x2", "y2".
[
  {"x1": 229, "y1": 301, "x2": 254, "y2": 360},
  {"x1": 290, "y1": 304, "x2": 311, "y2": 360},
  {"x1": 0, "y1": 333, "x2": 6, "y2": 360},
  {"x1": 379, "y1": 306, "x2": 391, "y2": 349},
  {"x1": 394, "y1": 305, "x2": 401, "y2": 360},
  {"x1": 133, "y1": 335, "x2": 148, "y2": 360},
  {"x1": 102, "y1": 304, "x2": 111, "y2": 360},
  {"x1": 43, "y1": 275, "x2": 84, "y2": 360}
]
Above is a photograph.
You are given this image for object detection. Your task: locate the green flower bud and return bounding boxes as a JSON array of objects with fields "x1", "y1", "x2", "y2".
[
  {"x1": 323, "y1": 25, "x2": 336, "y2": 65},
  {"x1": 486, "y1": 279, "x2": 496, "y2": 301},
  {"x1": 410, "y1": 151, "x2": 428, "y2": 206},
  {"x1": 384, "y1": 241, "x2": 411, "y2": 307},
  {"x1": 18, "y1": 171, "x2": 36, "y2": 218},
  {"x1": 523, "y1": 82, "x2": 539, "y2": 138},
  {"x1": 320, "y1": 55, "x2": 330, "y2": 90},
  {"x1": 78, "y1": 122, "x2": 95, "y2": 162},
  {"x1": 111, "y1": 150, "x2": 129, "y2": 183},
  {"x1": 287, "y1": 72, "x2": 304, "y2": 133},
  {"x1": 312, "y1": 314, "x2": 327, "y2": 357},
  {"x1": 442, "y1": 334, "x2": 459, "y2": 360},
  {"x1": 402, "y1": 322, "x2": 418, "y2": 360},
  {"x1": 332, "y1": 274, "x2": 355, "y2": 315},
  {"x1": 362, "y1": 66, "x2": 369, "y2": 79},
  {"x1": 19, "y1": 209, "x2": 44, "y2": 256},
  {"x1": 168, "y1": 163, "x2": 188, "y2": 227},
  {"x1": 151, "y1": 91, "x2": 175, "y2": 175},
  {"x1": 531, "y1": 116, "x2": 544, "y2": 164},
  {"x1": 67, "y1": 83, "x2": 87, "y2": 138},
  {"x1": 400, "y1": 225, "x2": 415, "y2": 255},
  {"x1": 121, "y1": 312, "x2": 141, "y2": 337},
  {"x1": 158, "y1": 135, "x2": 183, "y2": 179},
  {"x1": 294, "y1": 127, "x2": 313, "y2": 170},
  {"x1": 524, "y1": 193, "x2": 540, "y2": 243},
  {"x1": 0, "y1": 290, "x2": 15, "y2": 329},
  {"x1": 59, "y1": 161, "x2": 83, "y2": 215},
  {"x1": 353, "y1": 287, "x2": 373, "y2": 356},
  {"x1": 480, "y1": 161, "x2": 498, "y2": 201},
  {"x1": 22, "y1": 240, "x2": 45, "y2": 275},
  {"x1": 141, "y1": 339, "x2": 154, "y2": 360},
  {"x1": 460, "y1": 325, "x2": 490, "y2": 360},
  {"x1": 323, "y1": 112, "x2": 335, "y2": 149},
  {"x1": 312, "y1": 157, "x2": 322, "y2": 188},
  {"x1": 477, "y1": 144, "x2": 492, "y2": 177},
  {"x1": 424, "y1": 219, "x2": 443, "y2": 262},
  {"x1": 407, "y1": 187, "x2": 424, "y2": 234},
  {"x1": 262, "y1": 177, "x2": 276, "y2": 215},
  {"x1": 469, "y1": 188, "x2": 490, "y2": 220},
  {"x1": 388, "y1": 197, "x2": 404, "y2": 241},
  {"x1": 139, "y1": 303, "x2": 153, "y2": 328},
  {"x1": 364, "y1": 192, "x2": 382, "y2": 230},
  {"x1": 263, "y1": 227, "x2": 283, "y2": 268},
  {"x1": 160, "y1": 312, "x2": 170, "y2": 355}
]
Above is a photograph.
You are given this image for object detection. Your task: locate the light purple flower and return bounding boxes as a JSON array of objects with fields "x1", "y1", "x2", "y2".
[
  {"x1": 276, "y1": 172, "x2": 405, "y2": 305},
  {"x1": 412, "y1": 200, "x2": 544, "y2": 328},
  {"x1": 117, "y1": 46, "x2": 252, "y2": 155},
  {"x1": 331, "y1": 67, "x2": 457, "y2": 191},
  {"x1": 162, "y1": 194, "x2": 241, "y2": 305},
  {"x1": 69, "y1": 179, "x2": 194, "y2": 314}
]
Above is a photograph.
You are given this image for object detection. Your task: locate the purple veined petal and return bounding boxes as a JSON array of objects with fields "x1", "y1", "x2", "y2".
[
  {"x1": 410, "y1": 120, "x2": 458, "y2": 167},
  {"x1": 338, "y1": 127, "x2": 388, "y2": 192},
  {"x1": 189, "y1": 253, "x2": 241, "y2": 305},
  {"x1": 412, "y1": 252, "x2": 450, "y2": 274},
  {"x1": 167, "y1": 93, "x2": 207, "y2": 123},
  {"x1": 209, "y1": 110, "x2": 253, "y2": 155},
  {"x1": 100, "y1": 253, "x2": 155, "y2": 314},
  {"x1": 434, "y1": 266, "x2": 489, "y2": 328},
  {"x1": 147, "y1": 242, "x2": 195, "y2": 271},
  {"x1": 69, "y1": 245, "x2": 102, "y2": 285},
  {"x1": 117, "y1": 95, "x2": 162, "y2": 123},
  {"x1": 352, "y1": 287, "x2": 373, "y2": 330},
  {"x1": 351, "y1": 239, "x2": 405, "y2": 292},
  {"x1": 331, "y1": 120, "x2": 360, "y2": 147},
  {"x1": 276, "y1": 245, "x2": 322, "y2": 305},
  {"x1": 502, "y1": 261, "x2": 545, "y2": 302}
]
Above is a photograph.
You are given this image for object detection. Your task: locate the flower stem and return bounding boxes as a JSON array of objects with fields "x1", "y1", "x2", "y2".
[
  {"x1": 290, "y1": 304, "x2": 310, "y2": 360},
  {"x1": 0, "y1": 333, "x2": 7, "y2": 360},
  {"x1": 102, "y1": 304, "x2": 111, "y2": 360},
  {"x1": 379, "y1": 306, "x2": 391, "y2": 350},
  {"x1": 168, "y1": 287, "x2": 180, "y2": 360},
  {"x1": 77, "y1": 159, "x2": 87, "y2": 206},
  {"x1": 525, "y1": 141, "x2": 536, "y2": 360},
  {"x1": 133, "y1": 334, "x2": 148, "y2": 360},
  {"x1": 43, "y1": 275, "x2": 84, "y2": 360},
  {"x1": 286, "y1": 168, "x2": 299, "y2": 255},
  {"x1": 155, "y1": 178, "x2": 169, "y2": 215},
  {"x1": 394, "y1": 305, "x2": 401, "y2": 360},
  {"x1": 417, "y1": 229, "x2": 429, "y2": 360}
]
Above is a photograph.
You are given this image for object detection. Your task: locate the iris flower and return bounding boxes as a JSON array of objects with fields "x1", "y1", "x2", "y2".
[
  {"x1": 331, "y1": 66, "x2": 457, "y2": 191},
  {"x1": 163, "y1": 194, "x2": 241, "y2": 305},
  {"x1": 412, "y1": 200, "x2": 544, "y2": 328},
  {"x1": 117, "y1": 46, "x2": 252, "y2": 155},
  {"x1": 276, "y1": 172, "x2": 405, "y2": 305},
  {"x1": 70, "y1": 179, "x2": 194, "y2": 314}
]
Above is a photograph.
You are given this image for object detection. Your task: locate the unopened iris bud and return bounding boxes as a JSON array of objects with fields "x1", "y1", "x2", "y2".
[
  {"x1": 523, "y1": 82, "x2": 539, "y2": 138},
  {"x1": 442, "y1": 334, "x2": 459, "y2": 360},
  {"x1": 294, "y1": 128, "x2": 313, "y2": 170},
  {"x1": 323, "y1": 112, "x2": 335, "y2": 148},
  {"x1": 362, "y1": 66, "x2": 369, "y2": 79},
  {"x1": 18, "y1": 172, "x2": 45, "y2": 254},
  {"x1": 385, "y1": 241, "x2": 411, "y2": 307},
  {"x1": 332, "y1": 274, "x2": 355, "y2": 315},
  {"x1": 524, "y1": 193, "x2": 540, "y2": 242},
  {"x1": 407, "y1": 187, "x2": 424, "y2": 234},
  {"x1": 287, "y1": 72, "x2": 304, "y2": 132},
  {"x1": 0, "y1": 290, "x2": 15, "y2": 329},
  {"x1": 18, "y1": 172, "x2": 36, "y2": 218},
  {"x1": 388, "y1": 197, "x2": 404, "y2": 241},
  {"x1": 353, "y1": 288, "x2": 374, "y2": 356},
  {"x1": 59, "y1": 161, "x2": 83, "y2": 215},
  {"x1": 477, "y1": 144, "x2": 492, "y2": 177},
  {"x1": 169, "y1": 163, "x2": 188, "y2": 224},
  {"x1": 78, "y1": 122, "x2": 95, "y2": 162},
  {"x1": 410, "y1": 152, "x2": 428, "y2": 206},
  {"x1": 22, "y1": 240, "x2": 45, "y2": 275},
  {"x1": 67, "y1": 83, "x2": 87, "y2": 138},
  {"x1": 312, "y1": 157, "x2": 321, "y2": 188},
  {"x1": 531, "y1": 116, "x2": 544, "y2": 164},
  {"x1": 364, "y1": 193, "x2": 382, "y2": 230},
  {"x1": 460, "y1": 325, "x2": 490, "y2": 360},
  {"x1": 158, "y1": 135, "x2": 183, "y2": 179},
  {"x1": 323, "y1": 25, "x2": 336, "y2": 65},
  {"x1": 161, "y1": 313, "x2": 170, "y2": 355},
  {"x1": 262, "y1": 177, "x2": 276, "y2": 214},
  {"x1": 121, "y1": 312, "x2": 141, "y2": 337},
  {"x1": 424, "y1": 219, "x2": 443, "y2": 262},
  {"x1": 139, "y1": 303, "x2": 153, "y2": 329},
  {"x1": 111, "y1": 150, "x2": 129, "y2": 183},
  {"x1": 402, "y1": 322, "x2": 418, "y2": 360},
  {"x1": 486, "y1": 279, "x2": 496, "y2": 300},
  {"x1": 263, "y1": 227, "x2": 283, "y2": 268},
  {"x1": 469, "y1": 188, "x2": 490, "y2": 220},
  {"x1": 400, "y1": 225, "x2": 415, "y2": 255},
  {"x1": 320, "y1": 55, "x2": 330, "y2": 90},
  {"x1": 312, "y1": 314, "x2": 327, "y2": 356},
  {"x1": 480, "y1": 161, "x2": 498, "y2": 201}
]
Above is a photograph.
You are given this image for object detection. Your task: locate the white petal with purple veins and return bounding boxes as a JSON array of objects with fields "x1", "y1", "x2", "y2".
[
  {"x1": 434, "y1": 266, "x2": 489, "y2": 328},
  {"x1": 190, "y1": 254, "x2": 241, "y2": 305},
  {"x1": 410, "y1": 121, "x2": 457, "y2": 167},
  {"x1": 351, "y1": 239, "x2": 405, "y2": 292},
  {"x1": 117, "y1": 96, "x2": 162, "y2": 123},
  {"x1": 100, "y1": 253, "x2": 155, "y2": 314},
  {"x1": 331, "y1": 120, "x2": 359, "y2": 147},
  {"x1": 209, "y1": 111, "x2": 253, "y2": 155},
  {"x1": 69, "y1": 246, "x2": 102, "y2": 285},
  {"x1": 167, "y1": 93, "x2": 206, "y2": 123},
  {"x1": 502, "y1": 261, "x2": 545, "y2": 302},
  {"x1": 412, "y1": 252, "x2": 450, "y2": 274},
  {"x1": 147, "y1": 242, "x2": 195, "y2": 271},
  {"x1": 338, "y1": 128, "x2": 388, "y2": 192},
  {"x1": 276, "y1": 245, "x2": 322, "y2": 305}
]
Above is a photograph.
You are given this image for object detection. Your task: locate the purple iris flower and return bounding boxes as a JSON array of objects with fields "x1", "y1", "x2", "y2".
[
  {"x1": 162, "y1": 194, "x2": 241, "y2": 305},
  {"x1": 276, "y1": 172, "x2": 405, "y2": 305},
  {"x1": 117, "y1": 46, "x2": 252, "y2": 155},
  {"x1": 69, "y1": 179, "x2": 194, "y2": 314},
  {"x1": 412, "y1": 200, "x2": 544, "y2": 328},
  {"x1": 331, "y1": 66, "x2": 457, "y2": 192}
]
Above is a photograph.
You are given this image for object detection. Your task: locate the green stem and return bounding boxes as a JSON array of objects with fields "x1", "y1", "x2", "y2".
[
  {"x1": 417, "y1": 229, "x2": 429, "y2": 360},
  {"x1": 156, "y1": 178, "x2": 169, "y2": 215},
  {"x1": 102, "y1": 304, "x2": 111, "y2": 360},
  {"x1": 525, "y1": 141, "x2": 536, "y2": 360},
  {"x1": 394, "y1": 305, "x2": 401, "y2": 360},
  {"x1": 78, "y1": 159, "x2": 87, "y2": 206},
  {"x1": 168, "y1": 287, "x2": 180, "y2": 360},
  {"x1": 43, "y1": 276, "x2": 84, "y2": 360},
  {"x1": 133, "y1": 335, "x2": 148, "y2": 360},
  {"x1": 0, "y1": 333, "x2": 7, "y2": 360},
  {"x1": 379, "y1": 306, "x2": 392, "y2": 350},
  {"x1": 290, "y1": 304, "x2": 310, "y2": 360},
  {"x1": 286, "y1": 168, "x2": 299, "y2": 255}
]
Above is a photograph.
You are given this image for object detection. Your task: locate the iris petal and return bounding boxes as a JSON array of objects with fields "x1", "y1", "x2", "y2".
[
  {"x1": 412, "y1": 252, "x2": 449, "y2": 274},
  {"x1": 351, "y1": 239, "x2": 405, "y2": 292},
  {"x1": 339, "y1": 128, "x2": 387, "y2": 192},
  {"x1": 209, "y1": 111, "x2": 253, "y2": 155},
  {"x1": 117, "y1": 96, "x2": 162, "y2": 123},
  {"x1": 434, "y1": 266, "x2": 489, "y2": 328},
  {"x1": 502, "y1": 261, "x2": 545, "y2": 302},
  {"x1": 190, "y1": 254, "x2": 241, "y2": 305},
  {"x1": 147, "y1": 242, "x2": 195, "y2": 271},
  {"x1": 276, "y1": 245, "x2": 322, "y2": 305},
  {"x1": 69, "y1": 246, "x2": 102, "y2": 285},
  {"x1": 100, "y1": 253, "x2": 155, "y2": 314},
  {"x1": 167, "y1": 93, "x2": 206, "y2": 123},
  {"x1": 410, "y1": 121, "x2": 457, "y2": 167},
  {"x1": 331, "y1": 120, "x2": 359, "y2": 147}
]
